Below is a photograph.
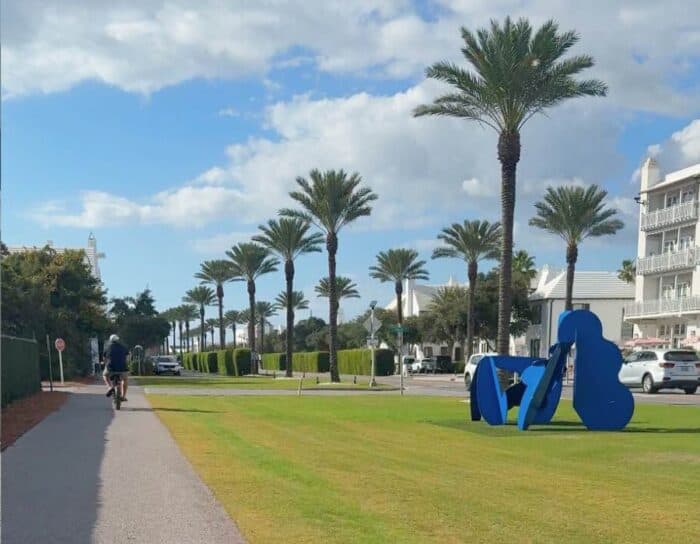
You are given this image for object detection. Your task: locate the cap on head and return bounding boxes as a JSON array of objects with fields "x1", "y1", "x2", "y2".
[{"x1": 109, "y1": 334, "x2": 120, "y2": 342}]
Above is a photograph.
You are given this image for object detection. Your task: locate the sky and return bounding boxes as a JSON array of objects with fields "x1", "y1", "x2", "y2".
[{"x1": 3, "y1": 0, "x2": 700, "y2": 326}]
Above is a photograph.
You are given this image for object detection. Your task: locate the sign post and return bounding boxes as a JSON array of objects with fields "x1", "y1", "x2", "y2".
[{"x1": 55, "y1": 338, "x2": 66, "y2": 385}]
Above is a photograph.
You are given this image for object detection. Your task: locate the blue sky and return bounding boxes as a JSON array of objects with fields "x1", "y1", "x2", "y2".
[{"x1": 3, "y1": 1, "x2": 700, "y2": 326}]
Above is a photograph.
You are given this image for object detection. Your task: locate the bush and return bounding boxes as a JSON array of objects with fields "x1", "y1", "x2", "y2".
[
  {"x1": 1, "y1": 335, "x2": 41, "y2": 407},
  {"x1": 452, "y1": 360, "x2": 466, "y2": 374},
  {"x1": 128, "y1": 357, "x2": 154, "y2": 376},
  {"x1": 233, "y1": 349, "x2": 251, "y2": 375},
  {"x1": 202, "y1": 351, "x2": 218, "y2": 374},
  {"x1": 261, "y1": 353, "x2": 287, "y2": 371},
  {"x1": 291, "y1": 351, "x2": 329, "y2": 373},
  {"x1": 217, "y1": 350, "x2": 236, "y2": 376},
  {"x1": 337, "y1": 349, "x2": 395, "y2": 376},
  {"x1": 191, "y1": 353, "x2": 199, "y2": 372},
  {"x1": 182, "y1": 352, "x2": 191, "y2": 370}
]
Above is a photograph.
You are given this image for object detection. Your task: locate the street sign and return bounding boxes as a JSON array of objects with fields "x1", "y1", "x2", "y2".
[
  {"x1": 366, "y1": 337, "x2": 379, "y2": 348},
  {"x1": 54, "y1": 338, "x2": 65, "y2": 385},
  {"x1": 363, "y1": 316, "x2": 382, "y2": 333},
  {"x1": 55, "y1": 338, "x2": 66, "y2": 352},
  {"x1": 390, "y1": 325, "x2": 406, "y2": 334}
]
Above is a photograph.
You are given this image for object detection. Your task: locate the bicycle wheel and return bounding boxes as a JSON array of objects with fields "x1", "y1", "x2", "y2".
[{"x1": 113, "y1": 376, "x2": 121, "y2": 410}]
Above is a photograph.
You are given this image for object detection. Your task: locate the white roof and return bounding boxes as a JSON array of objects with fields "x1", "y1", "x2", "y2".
[
  {"x1": 530, "y1": 267, "x2": 634, "y2": 301},
  {"x1": 642, "y1": 162, "x2": 700, "y2": 193}
]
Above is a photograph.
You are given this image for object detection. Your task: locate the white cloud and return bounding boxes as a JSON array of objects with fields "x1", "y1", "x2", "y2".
[
  {"x1": 461, "y1": 177, "x2": 494, "y2": 198},
  {"x1": 217, "y1": 107, "x2": 238, "y2": 118},
  {"x1": 644, "y1": 118, "x2": 700, "y2": 173},
  {"x1": 190, "y1": 231, "x2": 256, "y2": 254}
]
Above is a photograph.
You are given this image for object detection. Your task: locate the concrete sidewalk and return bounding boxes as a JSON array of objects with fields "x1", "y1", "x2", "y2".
[{"x1": 1, "y1": 383, "x2": 245, "y2": 543}]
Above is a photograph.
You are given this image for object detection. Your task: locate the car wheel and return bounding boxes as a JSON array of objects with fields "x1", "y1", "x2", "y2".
[
  {"x1": 642, "y1": 374, "x2": 657, "y2": 394},
  {"x1": 464, "y1": 373, "x2": 471, "y2": 389},
  {"x1": 683, "y1": 386, "x2": 697, "y2": 395},
  {"x1": 175, "y1": 371, "x2": 181, "y2": 376}
]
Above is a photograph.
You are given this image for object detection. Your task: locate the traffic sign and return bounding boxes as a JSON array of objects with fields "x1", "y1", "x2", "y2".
[
  {"x1": 55, "y1": 338, "x2": 66, "y2": 352},
  {"x1": 390, "y1": 325, "x2": 406, "y2": 334},
  {"x1": 363, "y1": 315, "x2": 382, "y2": 333}
]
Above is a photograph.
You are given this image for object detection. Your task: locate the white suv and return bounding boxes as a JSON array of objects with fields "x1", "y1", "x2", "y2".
[
  {"x1": 619, "y1": 349, "x2": 699, "y2": 394},
  {"x1": 152, "y1": 355, "x2": 182, "y2": 376},
  {"x1": 463, "y1": 353, "x2": 496, "y2": 389}
]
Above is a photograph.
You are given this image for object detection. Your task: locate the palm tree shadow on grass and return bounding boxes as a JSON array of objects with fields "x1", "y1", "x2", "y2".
[{"x1": 126, "y1": 407, "x2": 223, "y2": 414}]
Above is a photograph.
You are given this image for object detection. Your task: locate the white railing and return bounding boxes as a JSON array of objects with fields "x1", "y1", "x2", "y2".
[
  {"x1": 640, "y1": 201, "x2": 697, "y2": 231},
  {"x1": 624, "y1": 295, "x2": 700, "y2": 319},
  {"x1": 637, "y1": 246, "x2": 698, "y2": 275}
]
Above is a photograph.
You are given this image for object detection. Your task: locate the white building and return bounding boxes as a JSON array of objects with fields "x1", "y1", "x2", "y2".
[
  {"x1": 625, "y1": 158, "x2": 700, "y2": 348},
  {"x1": 525, "y1": 266, "x2": 634, "y2": 358}
]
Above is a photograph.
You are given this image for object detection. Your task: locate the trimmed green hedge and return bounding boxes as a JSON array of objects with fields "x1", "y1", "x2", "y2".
[
  {"x1": 233, "y1": 349, "x2": 252, "y2": 375},
  {"x1": 337, "y1": 348, "x2": 394, "y2": 376},
  {"x1": 261, "y1": 353, "x2": 287, "y2": 371},
  {"x1": 182, "y1": 352, "x2": 191, "y2": 370},
  {"x1": 2, "y1": 335, "x2": 41, "y2": 407},
  {"x1": 292, "y1": 351, "x2": 329, "y2": 373},
  {"x1": 203, "y1": 351, "x2": 218, "y2": 374},
  {"x1": 217, "y1": 349, "x2": 236, "y2": 376}
]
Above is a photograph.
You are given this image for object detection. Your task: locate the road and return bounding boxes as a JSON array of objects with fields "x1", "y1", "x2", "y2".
[{"x1": 1, "y1": 384, "x2": 245, "y2": 544}]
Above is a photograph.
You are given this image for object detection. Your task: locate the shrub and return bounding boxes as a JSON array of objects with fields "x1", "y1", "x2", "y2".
[
  {"x1": 452, "y1": 360, "x2": 466, "y2": 374},
  {"x1": 337, "y1": 349, "x2": 394, "y2": 376},
  {"x1": 291, "y1": 351, "x2": 329, "y2": 373},
  {"x1": 1, "y1": 335, "x2": 41, "y2": 407},
  {"x1": 191, "y1": 353, "x2": 199, "y2": 372},
  {"x1": 217, "y1": 350, "x2": 236, "y2": 376},
  {"x1": 128, "y1": 357, "x2": 154, "y2": 376},
  {"x1": 261, "y1": 353, "x2": 286, "y2": 371},
  {"x1": 204, "y1": 351, "x2": 218, "y2": 374},
  {"x1": 233, "y1": 349, "x2": 251, "y2": 375}
]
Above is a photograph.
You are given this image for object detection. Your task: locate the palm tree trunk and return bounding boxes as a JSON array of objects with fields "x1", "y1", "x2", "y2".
[
  {"x1": 199, "y1": 307, "x2": 205, "y2": 353},
  {"x1": 497, "y1": 130, "x2": 520, "y2": 356},
  {"x1": 171, "y1": 321, "x2": 176, "y2": 355},
  {"x1": 467, "y1": 261, "x2": 478, "y2": 359},
  {"x1": 285, "y1": 259, "x2": 295, "y2": 378},
  {"x1": 231, "y1": 323, "x2": 237, "y2": 348},
  {"x1": 217, "y1": 285, "x2": 225, "y2": 348},
  {"x1": 210, "y1": 328, "x2": 215, "y2": 346},
  {"x1": 259, "y1": 317, "x2": 265, "y2": 354},
  {"x1": 248, "y1": 280, "x2": 257, "y2": 373},
  {"x1": 178, "y1": 322, "x2": 184, "y2": 353},
  {"x1": 327, "y1": 232, "x2": 340, "y2": 382},
  {"x1": 565, "y1": 243, "x2": 578, "y2": 311},
  {"x1": 186, "y1": 321, "x2": 190, "y2": 352}
]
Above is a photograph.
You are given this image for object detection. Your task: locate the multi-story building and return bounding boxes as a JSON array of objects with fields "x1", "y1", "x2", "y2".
[{"x1": 625, "y1": 158, "x2": 700, "y2": 348}]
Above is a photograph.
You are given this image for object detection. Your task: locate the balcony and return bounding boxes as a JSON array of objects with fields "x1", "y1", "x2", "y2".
[
  {"x1": 624, "y1": 295, "x2": 700, "y2": 319},
  {"x1": 640, "y1": 201, "x2": 697, "y2": 231},
  {"x1": 637, "y1": 246, "x2": 698, "y2": 275}
]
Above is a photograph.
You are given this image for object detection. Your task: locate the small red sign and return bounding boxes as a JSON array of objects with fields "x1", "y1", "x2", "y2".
[{"x1": 55, "y1": 338, "x2": 66, "y2": 352}]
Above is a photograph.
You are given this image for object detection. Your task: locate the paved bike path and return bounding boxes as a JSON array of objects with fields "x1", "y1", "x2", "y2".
[{"x1": 1, "y1": 384, "x2": 245, "y2": 543}]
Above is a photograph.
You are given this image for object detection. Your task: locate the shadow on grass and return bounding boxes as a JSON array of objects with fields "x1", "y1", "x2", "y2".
[{"x1": 127, "y1": 407, "x2": 223, "y2": 414}]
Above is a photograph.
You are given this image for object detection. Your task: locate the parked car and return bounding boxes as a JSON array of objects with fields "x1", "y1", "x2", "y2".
[
  {"x1": 463, "y1": 353, "x2": 497, "y2": 389},
  {"x1": 412, "y1": 357, "x2": 437, "y2": 373},
  {"x1": 619, "y1": 349, "x2": 699, "y2": 394},
  {"x1": 400, "y1": 356, "x2": 415, "y2": 375},
  {"x1": 152, "y1": 355, "x2": 182, "y2": 376}
]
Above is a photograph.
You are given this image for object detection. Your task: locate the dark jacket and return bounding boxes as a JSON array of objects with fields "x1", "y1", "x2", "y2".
[{"x1": 104, "y1": 341, "x2": 129, "y2": 372}]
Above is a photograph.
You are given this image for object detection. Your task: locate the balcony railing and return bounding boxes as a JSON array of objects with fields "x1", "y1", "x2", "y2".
[
  {"x1": 624, "y1": 295, "x2": 700, "y2": 319},
  {"x1": 637, "y1": 246, "x2": 698, "y2": 275},
  {"x1": 640, "y1": 200, "x2": 697, "y2": 231}
]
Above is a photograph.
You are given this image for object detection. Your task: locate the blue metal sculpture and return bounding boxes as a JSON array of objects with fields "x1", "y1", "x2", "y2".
[{"x1": 470, "y1": 310, "x2": 634, "y2": 431}]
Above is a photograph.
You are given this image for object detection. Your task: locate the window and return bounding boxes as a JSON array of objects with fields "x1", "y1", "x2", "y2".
[
  {"x1": 423, "y1": 346, "x2": 433, "y2": 357},
  {"x1": 664, "y1": 351, "x2": 699, "y2": 362},
  {"x1": 681, "y1": 187, "x2": 695, "y2": 203},
  {"x1": 662, "y1": 284, "x2": 675, "y2": 299},
  {"x1": 573, "y1": 303, "x2": 590, "y2": 311},
  {"x1": 658, "y1": 324, "x2": 670, "y2": 337},
  {"x1": 666, "y1": 194, "x2": 679, "y2": 207},
  {"x1": 677, "y1": 282, "x2": 690, "y2": 298},
  {"x1": 673, "y1": 323, "x2": 687, "y2": 336},
  {"x1": 664, "y1": 239, "x2": 676, "y2": 253},
  {"x1": 679, "y1": 236, "x2": 694, "y2": 250},
  {"x1": 529, "y1": 338, "x2": 541, "y2": 358},
  {"x1": 531, "y1": 303, "x2": 542, "y2": 325},
  {"x1": 439, "y1": 346, "x2": 449, "y2": 356}
]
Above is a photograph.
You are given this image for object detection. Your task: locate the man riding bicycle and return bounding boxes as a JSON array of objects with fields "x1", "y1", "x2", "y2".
[{"x1": 103, "y1": 334, "x2": 129, "y2": 401}]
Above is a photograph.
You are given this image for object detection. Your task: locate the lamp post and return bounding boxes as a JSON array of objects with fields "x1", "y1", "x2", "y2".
[{"x1": 369, "y1": 300, "x2": 377, "y2": 387}]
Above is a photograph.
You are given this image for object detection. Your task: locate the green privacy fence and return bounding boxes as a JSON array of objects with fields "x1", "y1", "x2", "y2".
[{"x1": 2, "y1": 335, "x2": 42, "y2": 407}]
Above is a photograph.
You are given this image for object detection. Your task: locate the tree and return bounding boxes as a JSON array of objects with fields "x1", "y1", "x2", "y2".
[
  {"x1": 618, "y1": 259, "x2": 636, "y2": 284},
  {"x1": 227, "y1": 243, "x2": 279, "y2": 372},
  {"x1": 432, "y1": 220, "x2": 501, "y2": 358},
  {"x1": 315, "y1": 276, "x2": 360, "y2": 306},
  {"x1": 176, "y1": 305, "x2": 186, "y2": 353},
  {"x1": 205, "y1": 318, "x2": 218, "y2": 347},
  {"x1": 513, "y1": 250, "x2": 537, "y2": 283},
  {"x1": 224, "y1": 310, "x2": 242, "y2": 348},
  {"x1": 254, "y1": 218, "x2": 323, "y2": 377},
  {"x1": 293, "y1": 317, "x2": 327, "y2": 352},
  {"x1": 281, "y1": 169, "x2": 377, "y2": 382},
  {"x1": 109, "y1": 290, "x2": 170, "y2": 353},
  {"x1": 369, "y1": 248, "x2": 429, "y2": 355},
  {"x1": 255, "y1": 301, "x2": 277, "y2": 355},
  {"x1": 180, "y1": 304, "x2": 198, "y2": 352},
  {"x1": 414, "y1": 17, "x2": 606, "y2": 354},
  {"x1": 529, "y1": 184, "x2": 623, "y2": 310},
  {"x1": 195, "y1": 260, "x2": 235, "y2": 348},
  {"x1": 183, "y1": 286, "x2": 215, "y2": 352},
  {"x1": 424, "y1": 286, "x2": 470, "y2": 360}
]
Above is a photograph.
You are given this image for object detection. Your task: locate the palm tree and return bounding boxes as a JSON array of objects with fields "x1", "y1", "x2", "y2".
[
  {"x1": 432, "y1": 220, "x2": 501, "y2": 359},
  {"x1": 618, "y1": 259, "x2": 636, "y2": 284},
  {"x1": 315, "y1": 276, "x2": 360, "y2": 305},
  {"x1": 175, "y1": 305, "x2": 186, "y2": 353},
  {"x1": 195, "y1": 260, "x2": 236, "y2": 348},
  {"x1": 255, "y1": 301, "x2": 277, "y2": 355},
  {"x1": 224, "y1": 310, "x2": 242, "y2": 348},
  {"x1": 161, "y1": 308, "x2": 175, "y2": 354},
  {"x1": 273, "y1": 290, "x2": 309, "y2": 371},
  {"x1": 205, "y1": 318, "x2": 218, "y2": 347},
  {"x1": 181, "y1": 304, "x2": 198, "y2": 352},
  {"x1": 183, "y1": 286, "x2": 216, "y2": 352},
  {"x1": 254, "y1": 218, "x2": 323, "y2": 377},
  {"x1": 513, "y1": 250, "x2": 537, "y2": 282},
  {"x1": 529, "y1": 184, "x2": 623, "y2": 310},
  {"x1": 227, "y1": 242, "x2": 279, "y2": 373},
  {"x1": 369, "y1": 249, "x2": 429, "y2": 355},
  {"x1": 281, "y1": 169, "x2": 377, "y2": 381},
  {"x1": 414, "y1": 17, "x2": 606, "y2": 355}
]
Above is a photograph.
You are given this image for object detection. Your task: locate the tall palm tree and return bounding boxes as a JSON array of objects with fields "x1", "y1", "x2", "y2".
[
  {"x1": 273, "y1": 290, "x2": 309, "y2": 370},
  {"x1": 281, "y1": 169, "x2": 377, "y2": 381},
  {"x1": 183, "y1": 286, "x2": 216, "y2": 352},
  {"x1": 432, "y1": 220, "x2": 501, "y2": 359},
  {"x1": 161, "y1": 308, "x2": 175, "y2": 354},
  {"x1": 254, "y1": 218, "x2": 323, "y2": 377},
  {"x1": 255, "y1": 301, "x2": 277, "y2": 355},
  {"x1": 195, "y1": 260, "x2": 236, "y2": 348},
  {"x1": 227, "y1": 243, "x2": 279, "y2": 373},
  {"x1": 369, "y1": 249, "x2": 429, "y2": 354},
  {"x1": 181, "y1": 304, "x2": 198, "y2": 352},
  {"x1": 414, "y1": 17, "x2": 606, "y2": 355},
  {"x1": 529, "y1": 184, "x2": 623, "y2": 310},
  {"x1": 175, "y1": 305, "x2": 186, "y2": 353},
  {"x1": 618, "y1": 259, "x2": 636, "y2": 284},
  {"x1": 205, "y1": 318, "x2": 218, "y2": 347},
  {"x1": 513, "y1": 250, "x2": 537, "y2": 282},
  {"x1": 224, "y1": 310, "x2": 242, "y2": 348},
  {"x1": 315, "y1": 276, "x2": 360, "y2": 306}
]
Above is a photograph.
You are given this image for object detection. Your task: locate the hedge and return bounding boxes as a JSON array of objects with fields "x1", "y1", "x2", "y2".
[
  {"x1": 203, "y1": 351, "x2": 218, "y2": 374},
  {"x1": 233, "y1": 349, "x2": 252, "y2": 375},
  {"x1": 337, "y1": 348, "x2": 394, "y2": 376},
  {"x1": 2, "y1": 335, "x2": 41, "y2": 407},
  {"x1": 291, "y1": 351, "x2": 329, "y2": 373},
  {"x1": 182, "y1": 352, "x2": 191, "y2": 370},
  {"x1": 452, "y1": 360, "x2": 466, "y2": 374},
  {"x1": 217, "y1": 349, "x2": 236, "y2": 376},
  {"x1": 261, "y1": 353, "x2": 287, "y2": 371}
]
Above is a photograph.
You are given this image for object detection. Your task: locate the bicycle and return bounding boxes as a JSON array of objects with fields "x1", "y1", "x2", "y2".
[{"x1": 110, "y1": 373, "x2": 124, "y2": 410}]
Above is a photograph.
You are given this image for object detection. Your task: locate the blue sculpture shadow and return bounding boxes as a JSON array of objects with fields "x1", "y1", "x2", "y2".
[{"x1": 470, "y1": 310, "x2": 634, "y2": 431}]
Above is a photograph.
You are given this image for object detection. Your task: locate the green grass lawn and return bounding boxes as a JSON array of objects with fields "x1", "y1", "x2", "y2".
[
  {"x1": 148, "y1": 395, "x2": 700, "y2": 544},
  {"x1": 134, "y1": 375, "x2": 393, "y2": 390}
]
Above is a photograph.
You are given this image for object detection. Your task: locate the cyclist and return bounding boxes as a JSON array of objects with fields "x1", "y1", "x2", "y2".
[{"x1": 103, "y1": 334, "x2": 129, "y2": 401}]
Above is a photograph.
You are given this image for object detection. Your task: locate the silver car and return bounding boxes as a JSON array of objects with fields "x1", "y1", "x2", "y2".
[
  {"x1": 152, "y1": 355, "x2": 181, "y2": 376},
  {"x1": 619, "y1": 349, "x2": 699, "y2": 394}
]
